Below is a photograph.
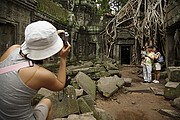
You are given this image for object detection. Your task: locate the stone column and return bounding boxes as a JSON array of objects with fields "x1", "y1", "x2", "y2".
[
  {"x1": 70, "y1": 28, "x2": 77, "y2": 60},
  {"x1": 165, "y1": 28, "x2": 176, "y2": 67}
]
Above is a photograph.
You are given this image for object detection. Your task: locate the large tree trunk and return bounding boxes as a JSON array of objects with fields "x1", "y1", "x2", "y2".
[{"x1": 102, "y1": 0, "x2": 167, "y2": 63}]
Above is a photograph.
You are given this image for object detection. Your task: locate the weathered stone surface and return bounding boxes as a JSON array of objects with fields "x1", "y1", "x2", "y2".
[
  {"x1": 74, "y1": 72, "x2": 96, "y2": 100},
  {"x1": 160, "y1": 71, "x2": 168, "y2": 79},
  {"x1": 71, "y1": 79, "x2": 80, "y2": 89},
  {"x1": 95, "y1": 107, "x2": 115, "y2": 120},
  {"x1": 138, "y1": 74, "x2": 143, "y2": 79},
  {"x1": 81, "y1": 95, "x2": 96, "y2": 107},
  {"x1": 75, "y1": 89, "x2": 84, "y2": 97},
  {"x1": 66, "y1": 61, "x2": 94, "y2": 77},
  {"x1": 79, "y1": 95, "x2": 99, "y2": 119},
  {"x1": 123, "y1": 78, "x2": 132, "y2": 87},
  {"x1": 94, "y1": 66, "x2": 106, "y2": 73},
  {"x1": 68, "y1": 66, "x2": 110, "y2": 81},
  {"x1": 32, "y1": 94, "x2": 44, "y2": 106},
  {"x1": 103, "y1": 55, "x2": 117, "y2": 64},
  {"x1": 78, "y1": 97, "x2": 93, "y2": 113},
  {"x1": 67, "y1": 112, "x2": 96, "y2": 120},
  {"x1": 67, "y1": 61, "x2": 93, "y2": 70},
  {"x1": 167, "y1": 67, "x2": 180, "y2": 82},
  {"x1": 150, "y1": 87, "x2": 164, "y2": 96},
  {"x1": 164, "y1": 82, "x2": 180, "y2": 99},
  {"x1": 108, "y1": 70, "x2": 121, "y2": 77},
  {"x1": 97, "y1": 75, "x2": 124, "y2": 98},
  {"x1": 38, "y1": 88, "x2": 54, "y2": 97},
  {"x1": 48, "y1": 86, "x2": 79, "y2": 118},
  {"x1": 99, "y1": 71, "x2": 111, "y2": 78},
  {"x1": 66, "y1": 58, "x2": 119, "y2": 80},
  {"x1": 173, "y1": 97, "x2": 180, "y2": 110},
  {"x1": 158, "y1": 109, "x2": 180, "y2": 119},
  {"x1": 54, "y1": 118, "x2": 67, "y2": 120},
  {"x1": 54, "y1": 112, "x2": 96, "y2": 120},
  {"x1": 125, "y1": 86, "x2": 151, "y2": 93},
  {"x1": 103, "y1": 61, "x2": 118, "y2": 71}
]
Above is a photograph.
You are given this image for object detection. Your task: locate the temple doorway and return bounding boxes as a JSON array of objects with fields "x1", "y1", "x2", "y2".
[
  {"x1": 0, "y1": 22, "x2": 16, "y2": 56},
  {"x1": 121, "y1": 46, "x2": 131, "y2": 64}
]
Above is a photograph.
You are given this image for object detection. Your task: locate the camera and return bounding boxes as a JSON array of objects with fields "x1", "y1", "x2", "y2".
[{"x1": 59, "y1": 32, "x2": 69, "y2": 46}]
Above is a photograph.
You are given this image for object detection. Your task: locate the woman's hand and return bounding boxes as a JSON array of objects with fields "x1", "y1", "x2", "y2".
[
  {"x1": 59, "y1": 42, "x2": 71, "y2": 59},
  {"x1": 57, "y1": 30, "x2": 65, "y2": 35}
]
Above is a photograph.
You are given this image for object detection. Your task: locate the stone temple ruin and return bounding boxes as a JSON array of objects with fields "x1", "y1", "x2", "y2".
[
  {"x1": 0, "y1": 0, "x2": 179, "y2": 66},
  {"x1": 0, "y1": 0, "x2": 180, "y2": 119}
]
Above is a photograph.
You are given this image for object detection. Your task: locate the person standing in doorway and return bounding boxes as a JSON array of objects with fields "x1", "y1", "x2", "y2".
[{"x1": 143, "y1": 46, "x2": 155, "y2": 83}]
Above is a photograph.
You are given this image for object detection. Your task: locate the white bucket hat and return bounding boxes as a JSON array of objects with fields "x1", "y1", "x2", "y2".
[{"x1": 21, "y1": 21, "x2": 63, "y2": 60}]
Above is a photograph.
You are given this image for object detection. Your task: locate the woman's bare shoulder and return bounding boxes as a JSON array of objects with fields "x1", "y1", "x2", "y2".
[{"x1": 0, "y1": 44, "x2": 20, "y2": 62}]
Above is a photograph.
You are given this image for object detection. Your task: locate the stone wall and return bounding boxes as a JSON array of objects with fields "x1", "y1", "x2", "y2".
[
  {"x1": 0, "y1": 0, "x2": 36, "y2": 56},
  {"x1": 0, "y1": 0, "x2": 101, "y2": 61},
  {"x1": 164, "y1": 0, "x2": 180, "y2": 66},
  {"x1": 165, "y1": 0, "x2": 180, "y2": 28}
]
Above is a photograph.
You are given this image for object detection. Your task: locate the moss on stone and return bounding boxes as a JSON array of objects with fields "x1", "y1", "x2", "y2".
[{"x1": 36, "y1": 0, "x2": 69, "y2": 24}]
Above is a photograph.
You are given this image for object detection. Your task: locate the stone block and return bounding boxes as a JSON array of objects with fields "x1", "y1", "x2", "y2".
[
  {"x1": 125, "y1": 86, "x2": 151, "y2": 93},
  {"x1": 48, "y1": 86, "x2": 79, "y2": 118},
  {"x1": 66, "y1": 61, "x2": 94, "y2": 77},
  {"x1": 99, "y1": 71, "x2": 111, "y2": 77},
  {"x1": 173, "y1": 97, "x2": 180, "y2": 110},
  {"x1": 74, "y1": 72, "x2": 96, "y2": 100},
  {"x1": 95, "y1": 107, "x2": 115, "y2": 120},
  {"x1": 31, "y1": 94, "x2": 44, "y2": 106},
  {"x1": 108, "y1": 70, "x2": 121, "y2": 77},
  {"x1": 54, "y1": 112, "x2": 96, "y2": 120},
  {"x1": 81, "y1": 95, "x2": 96, "y2": 107},
  {"x1": 158, "y1": 109, "x2": 180, "y2": 119},
  {"x1": 77, "y1": 97, "x2": 93, "y2": 113},
  {"x1": 67, "y1": 112, "x2": 96, "y2": 120},
  {"x1": 78, "y1": 95, "x2": 100, "y2": 119},
  {"x1": 97, "y1": 75, "x2": 124, "y2": 98},
  {"x1": 150, "y1": 87, "x2": 164, "y2": 96},
  {"x1": 77, "y1": 95, "x2": 100, "y2": 119},
  {"x1": 160, "y1": 71, "x2": 168, "y2": 79},
  {"x1": 164, "y1": 82, "x2": 180, "y2": 99},
  {"x1": 103, "y1": 61, "x2": 118, "y2": 71},
  {"x1": 123, "y1": 78, "x2": 132, "y2": 87},
  {"x1": 75, "y1": 89, "x2": 84, "y2": 97},
  {"x1": 167, "y1": 67, "x2": 180, "y2": 82}
]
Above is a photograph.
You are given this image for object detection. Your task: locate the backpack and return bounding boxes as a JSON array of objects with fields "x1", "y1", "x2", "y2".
[{"x1": 157, "y1": 55, "x2": 164, "y2": 64}]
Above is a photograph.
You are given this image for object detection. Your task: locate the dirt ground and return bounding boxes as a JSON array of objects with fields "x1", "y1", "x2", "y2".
[{"x1": 96, "y1": 69, "x2": 178, "y2": 120}]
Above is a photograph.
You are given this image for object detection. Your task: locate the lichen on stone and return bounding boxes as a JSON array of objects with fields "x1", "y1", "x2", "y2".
[{"x1": 36, "y1": 0, "x2": 69, "y2": 24}]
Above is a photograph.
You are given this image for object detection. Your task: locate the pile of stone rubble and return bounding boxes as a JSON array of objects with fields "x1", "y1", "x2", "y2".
[
  {"x1": 38, "y1": 58, "x2": 180, "y2": 120},
  {"x1": 39, "y1": 57, "x2": 133, "y2": 120}
]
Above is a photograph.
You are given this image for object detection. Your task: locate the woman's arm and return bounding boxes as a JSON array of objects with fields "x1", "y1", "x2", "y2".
[{"x1": 35, "y1": 42, "x2": 71, "y2": 91}]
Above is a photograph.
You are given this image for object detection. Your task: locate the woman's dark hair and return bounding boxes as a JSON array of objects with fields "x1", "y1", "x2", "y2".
[
  {"x1": 141, "y1": 46, "x2": 146, "y2": 50},
  {"x1": 19, "y1": 50, "x2": 43, "y2": 65},
  {"x1": 154, "y1": 46, "x2": 159, "y2": 51},
  {"x1": 148, "y1": 45, "x2": 153, "y2": 49}
]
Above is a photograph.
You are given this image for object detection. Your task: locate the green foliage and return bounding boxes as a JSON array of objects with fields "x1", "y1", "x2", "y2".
[
  {"x1": 120, "y1": 0, "x2": 128, "y2": 6},
  {"x1": 36, "y1": 0, "x2": 69, "y2": 24},
  {"x1": 97, "y1": 0, "x2": 111, "y2": 15},
  {"x1": 96, "y1": 0, "x2": 128, "y2": 15}
]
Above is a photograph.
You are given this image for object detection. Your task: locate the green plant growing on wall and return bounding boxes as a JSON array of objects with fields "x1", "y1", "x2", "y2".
[{"x1": 96, "y1": 0, "x2": 111, "y2": 15}]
